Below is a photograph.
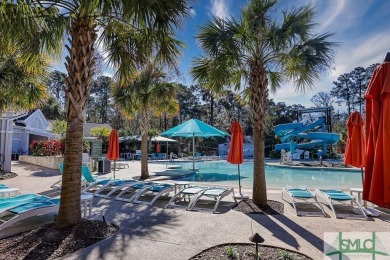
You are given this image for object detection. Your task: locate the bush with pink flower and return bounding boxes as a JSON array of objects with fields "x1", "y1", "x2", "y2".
[{"x1": 29, "y1": 140, "x2": 64, "y2": 156}]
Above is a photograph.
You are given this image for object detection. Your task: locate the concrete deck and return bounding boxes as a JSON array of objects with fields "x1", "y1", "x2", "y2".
[{"x1": 0, "y1": 161, "x2": 389, "y2": 259}]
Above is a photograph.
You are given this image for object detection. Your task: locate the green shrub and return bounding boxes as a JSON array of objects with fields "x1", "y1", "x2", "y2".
[
  {"x1": 278, "y1": 249, "x2": 294, "y2": 260},
  {"x1": 225, "y1": 245, "x2": 239, "y2": 259},
  {"x1": 268, "y1": 150, "x2": 280, "y2": 158}
]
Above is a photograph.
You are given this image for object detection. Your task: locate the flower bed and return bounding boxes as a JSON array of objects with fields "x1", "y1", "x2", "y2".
[{"x1": 29, "y1": 140, "x2": 64, "y2": 156}]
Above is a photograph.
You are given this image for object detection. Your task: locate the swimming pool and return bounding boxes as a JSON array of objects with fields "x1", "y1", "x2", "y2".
[{"x1": 160, "y1": 160, "x2": 362, "y2": 189}]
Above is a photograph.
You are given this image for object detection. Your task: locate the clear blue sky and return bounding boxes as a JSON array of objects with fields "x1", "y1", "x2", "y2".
[{"x1": 53, "y1": 0, "x2": 390, "y2": 109}]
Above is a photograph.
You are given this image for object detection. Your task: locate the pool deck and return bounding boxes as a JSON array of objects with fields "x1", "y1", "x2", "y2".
[{"x1": 1, "y1": 161, "x2": 389, "y2": 259}]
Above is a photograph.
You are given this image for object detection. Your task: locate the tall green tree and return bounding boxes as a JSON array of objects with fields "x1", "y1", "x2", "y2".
[
  {"x1": 331, "y1": 73, "x2": 355, "y2": 115},
  {"x1": 176, "y1": 84, "x2": 202, "y2": 123},
  {"x1": 46, "y1": 70, "x2": 67, "y2": 111},
  {"x1": 90, "y1": 126, "x2": 111, "y2": 140},
  {"x1": 331, "y1": 63, "x2": 378, "y2": 115},
  {"x1": 113, "y1": 64, "x2": 179, "y2": 179},
  {"x1": 52, "y1": 120, "x2": 67, "y2": 139},
  {"x1": 39, "y1": 95, "x2": 64, "y2": 119},
  {"x1": 1, "y1": 0, "x2": 190, "y2": 227},
  {"x1": 191, "y1": 0, "x2": 335, "y2": 205},
  {"x1": 310, "y1": 91, "x2": 334, "y2": 108},
  {"x1": 87, "y1": 76, "x2": 113, "y2": 123}
]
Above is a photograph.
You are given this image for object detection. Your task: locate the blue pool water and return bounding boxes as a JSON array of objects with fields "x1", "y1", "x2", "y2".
[{"x1": 160, "y1": 161, "x2": 362, "y2": 189}]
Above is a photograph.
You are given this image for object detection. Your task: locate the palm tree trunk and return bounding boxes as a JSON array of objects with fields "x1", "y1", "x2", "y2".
[
  {"x1": 58, "y1": 14, "x2": 97, "y2": 228},
  {"x1": 249, "y1": 61, "x2": 268, "y2": 206},
  {"x1": 140, "y1": 108, "x2": 150, "y2": 179}
]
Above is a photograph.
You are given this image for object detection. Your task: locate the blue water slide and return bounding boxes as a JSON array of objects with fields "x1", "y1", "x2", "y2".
[
  {"x1": 305, "y1": 132, "x2": 340, "y2": 143},
  {"x1": 274, "y1": 117, "x2": 340, "y2": 152},
  {"x1": 277, "y1": 118, "x2": 325, "y2": 142},
  {"x1": 275, "y1": 135, "x2": 339, "y2": 151},
  {"x1": 274, "y1": 122, "x2": 303, "y2": 136}
]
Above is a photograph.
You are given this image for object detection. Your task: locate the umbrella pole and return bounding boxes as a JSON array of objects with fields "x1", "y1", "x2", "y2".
[
  {"x1": 238, "y1": 164, "x2": 241, "y2": 195},
  {"x1": 113, "y1": 161, "x2": 116, "y2": 179},
  {"x1": 192, "y1": 133, "x2": 195, "y2": 170},
  {"x1": 166, "y1": 140, "x2": 169, "y2": 169}
]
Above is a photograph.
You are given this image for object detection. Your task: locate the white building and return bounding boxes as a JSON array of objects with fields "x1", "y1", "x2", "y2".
[
  {"x1": 1, "y1": 110, "x2": 57, "y2": 172},
  {"x1": 218, "y1": 136, "x2": 254, "y2": 158},
  {"x1": 11, "y1": 109, "x2": 58, "y2": 155}
]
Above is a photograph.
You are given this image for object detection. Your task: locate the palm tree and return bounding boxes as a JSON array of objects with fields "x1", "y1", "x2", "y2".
[
  {"x1": 0, "y1": 52, "x2": 48, "y2": 113},
  {"x1": 191, "y1": 0, "x2": 336, "y2": 205},
  {"x1": 112, "y1": 64, "x2": 179, "y2": 179},
  {"x1": 0, "y1": 1, "x2": 190, "y2": 227}
]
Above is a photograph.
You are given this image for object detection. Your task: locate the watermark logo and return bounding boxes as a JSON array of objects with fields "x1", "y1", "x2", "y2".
[{"x1": 324, "y1": 232, "x2": 390, "y2": 259}]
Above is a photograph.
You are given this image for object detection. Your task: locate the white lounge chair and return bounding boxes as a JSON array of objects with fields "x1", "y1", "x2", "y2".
[
  {"x1": 132, "y1": 183, "x2": 175, "y2": 205},
  {"x1": 281, "y1": 188, "x2": 325, "y2": 217},
  {"x1": 188, "y1": 187, "x2": 236, "y2": 213},
  {"x1": 51, "y1": 163, "x2": 65, "y2": 189},
  {"x1": 0, "y1": 198, "x2": 60, "y2": 232},
  {"x1": 114, "y1": 182, "x2": 155, "y2": 202},
  {"x1": 281, "y1": 151, "x2": 292, "y2": 164},
  {"x1": 53, "y1": 164, "x2": 106, "y2": 190},
  {"x1": 81, "y1": 165, "x2": 112, "y2": 194},
  {"x1": 93, "y1": 179, "x2": 137, "y2": 198},
  {"x1": 0, "y1": 194, "x2": 51, "y2": 213},
  {"x1": 166, "y1": 186, "x2": 207, "y2": 210},
  {"x1": 0, "y1": 184, "x2": 19, "y2": 198},
  {"x1": 315, "y1": 189, "x2": 368, "y2": 220}
]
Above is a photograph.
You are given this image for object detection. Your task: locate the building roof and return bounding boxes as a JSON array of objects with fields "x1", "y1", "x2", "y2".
[{"x1": 14, "y1": 109, "x2": 51, "y2": 133}]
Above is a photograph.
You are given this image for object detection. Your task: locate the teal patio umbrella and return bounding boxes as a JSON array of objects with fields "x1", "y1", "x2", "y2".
[{"x1": 160, "y1": 119, "x2": 228, "y2": 170}]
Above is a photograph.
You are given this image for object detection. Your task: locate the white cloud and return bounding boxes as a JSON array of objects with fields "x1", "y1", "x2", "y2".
[
  {"x1": 314, "y1": 0, "x2": 371, "y2": 34},
  {"x1": 331, "y1": 32, "x2": 390, "y2": 78},
  {"x1": 269, "y1": 0, "x2": 388, "y2": 111},
  {"x1": 270, "y1": 85, "x2": 315, "y2": 108},
  {"x1": 210, "y1": 0, "x2": 230, "y2": 19},
  {"x1": 190, "y1": 7, "x2": 196, "y2": 17},
  {"x1": 101, "y1": 70, "x2": 113, "y2": 77}
]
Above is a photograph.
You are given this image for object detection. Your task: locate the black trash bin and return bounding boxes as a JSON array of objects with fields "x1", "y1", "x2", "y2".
[{"x1": 98, "y1": 160, "x2": 111, "y2": 174}]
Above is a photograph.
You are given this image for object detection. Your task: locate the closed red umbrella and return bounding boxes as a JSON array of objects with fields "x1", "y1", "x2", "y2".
[
  {"x1": 344, "y1": 111, "x2": 365, "y2": 184},
  {"x1": 156, "y1": 143, "x2": 161, "y2": 153},
  {"x1": 106, "y1": 129, "x2": 119, "y2": 178},
  {"x1": 364, "y1": 59, "x2": 390, "y2": 208},
  {"x1": 227, "y1": 121, "x2": 247, "y2": 198}
]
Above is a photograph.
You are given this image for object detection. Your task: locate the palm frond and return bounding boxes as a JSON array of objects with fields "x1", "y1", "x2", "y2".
[
  {"x1": 281, "y1": 32, "x2": 337, "y2": 91},
  {"x1": 112, "y1": 63, "x2": 178, "y2": 121},
  {"x1": 101, "y1": 11, "x2": 185, "y2": 84},
  {"x1": 0, "y1": 2, "x2": 68, "y2": 64},
  {"x1": 271, "y1": 4, "x2": 315, "y2": 48},
  {"x1": 0, "y1": 54, "x2": 48, "y2": 112},
  {"x1": 267, "y1": 70, "x2": 284, "y2": 93},
  {"x1": 242, "y1": 0, "x2": 276, "y2": 33}
]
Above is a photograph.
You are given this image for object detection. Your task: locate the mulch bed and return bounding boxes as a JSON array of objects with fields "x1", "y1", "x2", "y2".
[
  {"x1": 0, "y1": 172, "x2": 18, "y2": 180},
  {"x1": 233, "y1": 199, "x2": 284, "y2": 215},
  {"x1": 0, "y1": 220, "x2": 118, "y2": 260},
  {"x1": 190, "y1": 243, "x2": 312, "y2": 260}
]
